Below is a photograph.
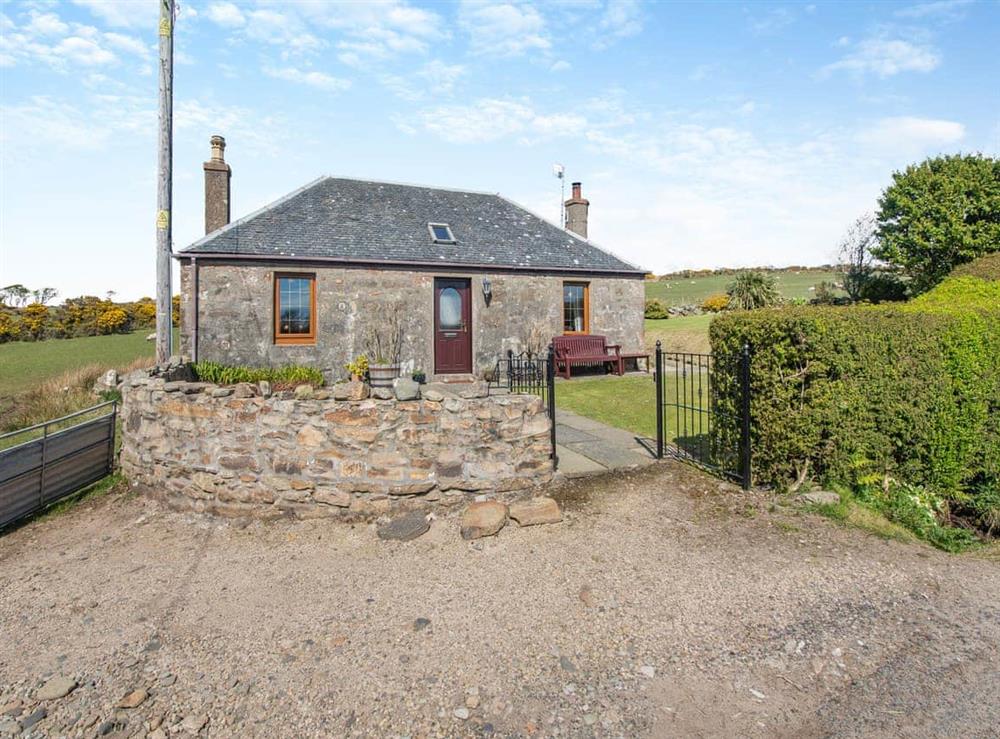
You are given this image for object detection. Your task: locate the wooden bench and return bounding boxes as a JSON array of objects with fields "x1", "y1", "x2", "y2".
[
  {"x1": 552, "y1": 335, "x2": 623, "y2": 380},
  {"x1": 620, "y1": 351, "x2": 651, "y2": 373}
]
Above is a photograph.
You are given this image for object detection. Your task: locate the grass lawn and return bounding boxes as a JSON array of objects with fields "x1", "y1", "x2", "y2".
[
  {"x1": 644, "y1": 314, "x2": 713, "y2": 354},
  {"x1": 555, "y1": 372, "x2": 712, "y2": 446},
  {"x1": 0, "y1": 331, "x2": 157, "y2": 398},
  {"x1": 645, "y1": 269, "x2": 841, "y2": 307}
]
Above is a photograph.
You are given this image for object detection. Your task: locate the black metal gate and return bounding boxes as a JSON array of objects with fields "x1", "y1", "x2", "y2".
[
  {"x1": 489, "y1": 347, "x2": 558, "y2": 470},
  {"x1": 0, "y1": 401, "x2": 117, "y2": 530},
  {"x1": 654, "y1": 341, "x2": 751, "y2": 489}
]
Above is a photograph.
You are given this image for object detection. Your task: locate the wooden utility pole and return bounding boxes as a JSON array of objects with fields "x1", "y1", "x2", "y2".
[{"x1": 155, "y1": 0, "x2": 174, "y2": 364}]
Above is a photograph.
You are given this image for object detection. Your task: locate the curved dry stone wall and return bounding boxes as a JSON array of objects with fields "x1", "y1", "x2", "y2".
[{"x1": 119, "y1": 373, "x2": 553, "y2": 520}]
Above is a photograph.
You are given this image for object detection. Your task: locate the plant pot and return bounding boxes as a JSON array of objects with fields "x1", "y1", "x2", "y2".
[{"x1": 368, "y1": 363, "x2": 400, "y2": 388}]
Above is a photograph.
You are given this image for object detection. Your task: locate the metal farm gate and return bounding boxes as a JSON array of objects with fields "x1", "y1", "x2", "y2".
[
  {"x1": 0, "y1": 401, "x2": 117, "y2": 530},
  {"x1": 654, "y1": 342, "x2": 752, "y2": 489}
]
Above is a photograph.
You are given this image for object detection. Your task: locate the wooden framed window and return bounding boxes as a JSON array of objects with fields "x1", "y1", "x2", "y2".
[
  {"x1": 274, "y1": 273, "x2": 316, "y2": 345},
  {"x1": 562, "y1": 281, "x2": 589, "y2": 335}
]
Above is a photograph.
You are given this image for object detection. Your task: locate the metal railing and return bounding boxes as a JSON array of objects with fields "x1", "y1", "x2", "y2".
[
  {"x1": 654, "y1": 342, "x2": 751, "y2": 489},
  {"x1": 488, "y1": 347, "x2": 558, "y2": 470},
  {"x1": 0, "y1": 401, "x2": 117, "y2": 530}
]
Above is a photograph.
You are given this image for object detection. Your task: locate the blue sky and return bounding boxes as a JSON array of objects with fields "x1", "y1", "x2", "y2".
[{"x1": 1, "y1": 0, "x2": 998, "y2": 300}]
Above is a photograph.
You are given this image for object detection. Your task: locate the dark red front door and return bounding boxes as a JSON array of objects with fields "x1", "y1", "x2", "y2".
[{"x1": 434, "y1": 278, "x2": 472, "y2": 374}]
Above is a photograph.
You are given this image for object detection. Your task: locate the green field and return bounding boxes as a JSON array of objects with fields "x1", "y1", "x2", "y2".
[
  {"x1": 644, "y1": 314, "x2": 713, "y2": 354},
  {"x1": 645, "y1": 269, "x2": 841, "y2": 307},
  {"x1": 0, "y1": 331, "x2": 157, "y2": 398}
]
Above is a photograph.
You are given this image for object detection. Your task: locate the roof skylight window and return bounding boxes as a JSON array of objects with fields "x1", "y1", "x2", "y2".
[{"x1": 429, "y1": 223, "x2": 456, "y2": 244}]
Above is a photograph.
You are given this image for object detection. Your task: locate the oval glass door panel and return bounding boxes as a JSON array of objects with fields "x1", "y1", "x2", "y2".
[{"x1": 439, "y1": 287, "x2": 462, "y2": 329}]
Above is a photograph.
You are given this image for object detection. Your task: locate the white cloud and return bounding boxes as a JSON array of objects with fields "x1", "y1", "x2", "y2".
[
  {"x1": 550, "y1": 59, "x2": 571, "y2": 72},
  {"x1": 417, "y1": 60, "x2": 465, "y2": 92},
  {"x1": 52, "y1": 36, "x2": 116, "y2": 65},
  {"x1": 263, "y1": 65, "x2": 352, "y2": 92},
  {"x1": 822, "y1": 37, "x2": 940, "y2": 78},
  {"x1": 459, "y1": 1, "x2": 550, "y2": 56},
  {"x1": 858, "y1": 116, "x2": 965, "y2": 153},
  {"x1": 896, "y1": 0, "x2": 973, "y2": 20},
  {"x1": 25, "y1": 12, "x2": 68, "y2": 36},
  {"x1": 70, "y1": 0, "x2": 156, "y2": 28},
  {"x1": 245, "y1": 10, "x2": 323, "y2": 54},
  {"x1": 748, "y1": 7, "x2": 795, "y2": 34},
  {"x1": 596, "y1": 0, "x2": 644, "y2": 48},
  {"x1": 102, "y1": 32, "x2": 148, "y2": 57},
  {"x1": 205, "y1": 2, "x2": 246, "y2": 28}
]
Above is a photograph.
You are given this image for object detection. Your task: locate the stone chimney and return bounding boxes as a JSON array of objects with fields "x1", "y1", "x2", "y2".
[
  {"x1": 564, "y1": 181, "x2": 589, "y2": 238},
  {"x1": 203, "y1": 135, "x2": 231, "y2": 234}
]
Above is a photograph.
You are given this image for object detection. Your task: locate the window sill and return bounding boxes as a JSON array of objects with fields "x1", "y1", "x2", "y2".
[{"x1": 275, "y1": 337, "x2": 316, "y2": 346}]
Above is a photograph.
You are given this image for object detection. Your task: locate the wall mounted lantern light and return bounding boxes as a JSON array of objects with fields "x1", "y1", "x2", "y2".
[{"x1": 482, "y1": 277, "x2": 492, "y2": 306}]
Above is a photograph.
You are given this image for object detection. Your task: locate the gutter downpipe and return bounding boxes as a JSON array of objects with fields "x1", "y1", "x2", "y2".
[{"x1": 191, "y1": 256, "x2": 199, "y2": 363}]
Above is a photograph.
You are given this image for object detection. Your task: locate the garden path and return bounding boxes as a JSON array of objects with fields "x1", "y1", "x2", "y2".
[{"x1": 555, "y1": 408, "x2": 656, "y2": 476}]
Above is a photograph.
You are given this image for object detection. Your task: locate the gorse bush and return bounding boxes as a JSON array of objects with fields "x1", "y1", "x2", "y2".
[
  {"x1": 193, "y1": 362, "x2": 325, "y2": 388},
  {"x1": 644, "y1": 298, "x2": 670, "y2": 319},
  {"x1": 700, "y1": 293, "x2": 730, "y2": 313},
  {"x1": 0, "y1": 291, "x2": 177, "y2": 344},
  {"x1": 710, "y1": 256, "x2": 1000, "y2": 540}
]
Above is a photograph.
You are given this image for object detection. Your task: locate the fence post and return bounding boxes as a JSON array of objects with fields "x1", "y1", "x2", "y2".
[
  {"x1": 546, "y1": 343, "x2": 558, "y2": 471},
  {"x1": 39, "y1": 421, "x2": 49, "y2": 508},
  {"x1": 739, "y1": 343, "x2": 752, "y2": 490},
  {"x1": 655, "y1": 340, "x2": 664, "y2": 459},
  {"x1": 506, "y1": 348, "x2": 514, "y2": 393},
  {"x1": 107, "y1": 401, "x2": 118, "y2": 474}
]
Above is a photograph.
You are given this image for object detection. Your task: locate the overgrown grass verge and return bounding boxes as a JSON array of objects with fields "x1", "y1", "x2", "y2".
[
  {"x1": 1, "y1": 358, "x2": 147, "y2": 439},
  {"x1": 802, "y1": 482, "x2": 982, "y2": 553}
]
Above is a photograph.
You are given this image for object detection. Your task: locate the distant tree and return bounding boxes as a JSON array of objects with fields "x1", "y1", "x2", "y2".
[
  {"x1": 31, "y1": 287, "x2": 58, "y2": 305},
  {"x1": 727, "y1": 271, "x2": 782, "y2": 310},
  {"x1": 838, "y1": 214, "x2": 879, "y2": 302},
  {"x1": 874, "y1": 154, "x2": 1000, "y2": 294},
  {"x1": 1, "y1": 284, "x2": 30, "y2": 308}
]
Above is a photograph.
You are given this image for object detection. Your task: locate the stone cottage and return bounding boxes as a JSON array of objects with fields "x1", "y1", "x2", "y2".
[{"x1": 176, "y1": 136, "x2": 645, "y2": 380}]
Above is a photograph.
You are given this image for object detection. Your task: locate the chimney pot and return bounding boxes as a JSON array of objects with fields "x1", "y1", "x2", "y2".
[
  {"x1": 564, "y1": 181, "x2": 589, "y2": 239},
  {"x1": 210, "y1": 134, "x2": 226, "y2": 162},
  {"x1": 204, "y1": 135, "x2": 232, "y2": 234}
]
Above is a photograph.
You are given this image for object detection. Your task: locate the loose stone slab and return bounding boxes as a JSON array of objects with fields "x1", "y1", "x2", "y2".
[
  {"x1": 377, "y1": 510, "x2": 430, "y2": 541},
  {"x1": 36, "y1": 677, "x2": 76, "y2": 701},
  {"x1": 509, "y1": 497, "x2": 562, "y2": 527},
  {"x1": 796, "y1": 490, "x2": 841, "y2": 506},
  {"x1": 460, "y1": 501, "x2": 508, "y2": 540},
  {"x1": 117, "y1": 688, "x2": 148, "y2": 709}
]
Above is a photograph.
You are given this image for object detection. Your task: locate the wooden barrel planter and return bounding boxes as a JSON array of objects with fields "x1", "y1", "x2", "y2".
[{"x1": 368, "y1": 364, "x2": 400, "y2": 388}]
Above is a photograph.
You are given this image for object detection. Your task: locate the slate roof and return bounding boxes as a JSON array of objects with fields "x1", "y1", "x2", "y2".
[{"x1": 179, "y1": 176, "x2": 643, "y2": 275}]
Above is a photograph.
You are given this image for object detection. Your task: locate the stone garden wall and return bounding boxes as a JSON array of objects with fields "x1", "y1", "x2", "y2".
[{"x1": 119, "y1": 373, "x2": 553, "y2": 520}]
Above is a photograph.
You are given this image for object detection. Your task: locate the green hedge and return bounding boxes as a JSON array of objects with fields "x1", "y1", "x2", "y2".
[{"x1": 709, "y1": 274, "x2": 999, "y2": 531}]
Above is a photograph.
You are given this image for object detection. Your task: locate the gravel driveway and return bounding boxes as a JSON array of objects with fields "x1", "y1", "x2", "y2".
[{"x1": 1, "y1": 463, "x2": 998, "y2": 738}]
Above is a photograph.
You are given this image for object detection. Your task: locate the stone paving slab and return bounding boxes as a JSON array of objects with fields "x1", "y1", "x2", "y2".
[{"x1": 554, "y1": 409, "x2": 656, "y2": 475}]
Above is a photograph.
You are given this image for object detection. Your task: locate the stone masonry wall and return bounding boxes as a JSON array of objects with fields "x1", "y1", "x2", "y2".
[
  {"x1": 119, "y1": 373, "x2": 553, "y2": 520},
  {"x1": 179, "y1": 262, "x2": 644, "y2": 380}
]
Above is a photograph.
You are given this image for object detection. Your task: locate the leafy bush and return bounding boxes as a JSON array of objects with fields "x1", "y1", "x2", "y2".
[
  {"x1": 710, "y1": 268, "x2": 999, "y2": 535},
  {"x1": 193, "y1": 362, "x2": 325, "y2": 388},
  {"x1": 810, "y1": 282, "x2": 842, "y2": 305},
  {"x1": 853, "y1": 479, "x2": 979, "y2": 553},
  {"x1": 726, "y1": 271, "x2": 782, "y2": 310},
  {"x1": 644, "y1": 298, "x2": 670, "y2": 319},
  {"x1": 874, "y1": 154, "x2": 1000, "y2": 294},
  {"x1": 700, "y1": 293, "x2": 730, "y2": 313},
  {"x1": 855, "y1": 271, "x2": 908, "y2": 303}
]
